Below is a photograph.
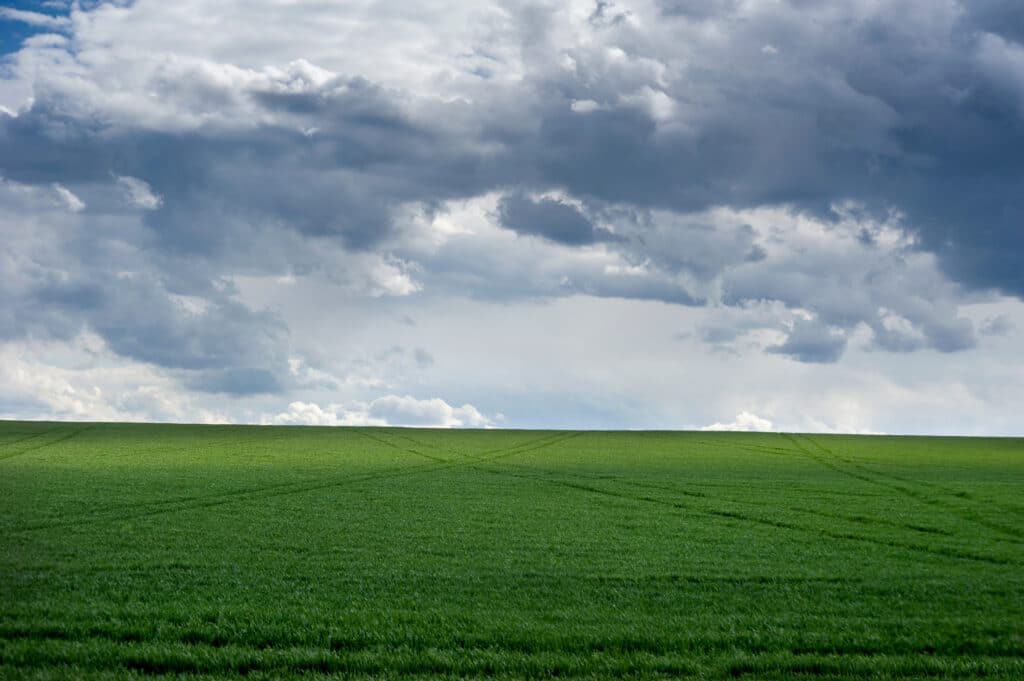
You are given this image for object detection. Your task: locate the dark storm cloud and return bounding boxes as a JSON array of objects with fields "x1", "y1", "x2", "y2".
[
  {"x1": 15, "y1": 265, "x2": 291, "y2": 393},
  {"x1": 496, "y1": 192, "x2": 617, "y2": 245},
  {"x1": 1, "y1": 0, "x2": 1022, "y2": 379},
  {"x1": 4, "y1": 2, "x2": 1021, "y2": 300},
  {"x1": 0, "y1": 106, "x2": 477, "y2": 254},
  {"x1": 509, "y1": 1, "x2": 1024, "y2": 298},
  {"x1": 0, "y1": 179, "x2": 291, "y2": 394},
  {"x1": 0, "y1": 67, "x2": 497, "y2": 387},
  {"x1": 963, "y1": 0, "x2": 1024, "y2": 44},
  {"x1": 767, "y1": 318, "x2": 847, "y2": 364},
  {"x1": 870, "y1": 313, "x2": 975, "y2": 355}
]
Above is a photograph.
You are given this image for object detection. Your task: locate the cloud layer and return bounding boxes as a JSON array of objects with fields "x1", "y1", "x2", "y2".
[{"x1": 1, "y1": 0, "x2": 1023, "y2": 433}]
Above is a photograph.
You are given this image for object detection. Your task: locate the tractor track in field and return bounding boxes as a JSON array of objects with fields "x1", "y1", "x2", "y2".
[
  {"x1": 612, "y1": 478, "x2": 959, "y2": 539},
  {"x1": 7, "y1": 468, "x2": 408, "y2": 530},
  {"x1": 352, "y1": 428, "x2": 451, "y2": 464},
  {"x1": 353, "y1": 428, "x2": 577, "y2": 467},
  {"x1": 6, "y1": 431, "x2": 582, "y2": 534},
  {"x1": 472, "y1": 431, "x2": 584, "y2": 464},
  {"x1": 0, "y1": 427, "x2": 65, "y2": 449},
  {"x1": 486, "y1": 460, "x2": 1002, "y2": 543},
  {"x1": 8, "y1": 429, "x2": 459, "y2": 532},
  {"x1": 613, "y1": 475, "x2": 888, "y2": 500},
  {"x1": 0, "y1": 426, "x2": 92, "y2": 463},
  {"x1": 90, "y1": 429, "x2": 322, "y2": 460},
  {"x1": 6, "y1": 461, "x2": 442, "y2": 534},
  {"x1": 361, "y1": 429, "x2": 581, "y2": 467},
  {"x1": 463, "y1": 431, "x2": 1022, "y2": 552},
  {"x1": 783, "y1": 434, "x2": 1024, "y2": 543},
  {"x1": 800, "y1": 434, "x2": 1024, "y2": 519},
  {"x1": 390, "y1": 430, "x2": 1002, "y2": 551},
  {"x1": 2, "y1": 432, "x2": 343, "y2": 525},
  {"x1": 469, "y1": 462, "x2": 1021, "y2": 567},
  {"x1": 15, "y1": 427, "x2": 1011, "y2": 567},
  {"x1": 690, "y1": 436, "x2": 799, "y2": 457}
]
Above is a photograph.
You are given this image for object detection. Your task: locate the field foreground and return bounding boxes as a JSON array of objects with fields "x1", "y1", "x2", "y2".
[{"x1": 1, "y1": 421, "x2": 1023, "y2": 679}]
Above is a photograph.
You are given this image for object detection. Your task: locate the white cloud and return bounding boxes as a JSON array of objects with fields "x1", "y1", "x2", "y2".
[
  {"x1": 367, "y1": 394, "x2": 490, "y2": 428},
  {"x1": 570, "y1": 99, "x2": 601, "y2": 113},
  {"x1": 701, "y1": 411, "x2": 774, "y2": 432},
  {"x1": 266, "y1": 396, "x2": 492, "y2": 428},
  {"x1": 0, "y1": 1, "x2": 527, "y2": 129},
  {"x1": 619, "y1": 86, "x2": 677, "y2": 122},
  {"x1": 0, "y1": 8, "x2": 71, "y2": 29},
  {"x1": 116, "y1": 176, "x2": 163, "y2": 210},
  {"x1": 0, "y1": 334, "x2": 230, "y2": 424},
  {"x1": 369, "y1": 258, "x2": 421, "y2": 297},
  {"x1": 264, "y1": 401, "x2": 368, "y2": 427},
  {"x1": 52, "y1": 183, "x2": 84, "y2": 212}
]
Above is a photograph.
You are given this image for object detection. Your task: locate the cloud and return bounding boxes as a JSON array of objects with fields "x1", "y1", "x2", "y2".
[
  {"x1": 497, "y1": 192, "x2": 618, "y2": 245},
  {"x1": 413, "y1": 348, "x2": 434, "y2": 368},
  {"x1": 0, "y1": 8, "x2": 71, "y2": 30},
  {"x1": 0, "y1": 180, "x2": 292, "y2": 395},
  {"x1": 701, "y1": 411, "x2": 774, "y2": 432},
  {"x1": 369, "y1": 258, "x2": 420, "y2": 297},
  {"x1": 2, "y1": 0, "x2": 1020, "y2": 311},
  {"x1": 52, "y1": 183, "x2": 84, "y2": 212},
  {"x1": 719, "y1": 205, "x2": 977, "y2": 360},
  {"x1": 966, "y1": 1, "x2": 1024, "y2": 49},
  {"x1": 980, "y1": 314, "x2": 1015, "y2": 336},
  {"x1": 767, "y1": 317, "x2": 848, "y2": 364},
  {"x1": 367, "y1": 395, "x2": 491, "y2": 428},
  {"x1": 0, "y1": 334, "x2": 232, "y2": 424},
  {"x1": 116, "y1": 176, "x2": 162, "y2": 210},
  {"x1": 265, "y1": 401, "x2": 356, "y2": 427},
  {"x1": 0, "y1": 0, "x2": 1023, "y2": 433},
  {"x1": 570, "y1": 99, "x2": 601, "y2": 113},
  {"x1": 267, "y1": 396, "x2": 491, "y2": 428},
  {"x1": 187, "y1": 367, "x2": 282, "y2": 395}
]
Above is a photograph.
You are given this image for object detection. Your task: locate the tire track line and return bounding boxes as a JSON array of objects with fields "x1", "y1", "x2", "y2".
[
  {"x1": 471, "y1": 463, "x2": 1019, "y2": 567},
  {"x1": 9, "y1": 431, "x2": 583, "y2": 533},
  {"x1": 487, "y1": 463, "x2": 967, "y2": 540},
  {"x1": 0, "y1": 427, "x2": 64, "y2": 450},
  {"x1": 7, "y1": 460, "x2": 446, "y2": 534},
  {"x1": 615, "y1": 479, "x2": 961, "y2": 538},
  {"x1": 690, "y1": 436, "x2": 799, "y2": 457},
  {"x1": 789, "y1": 434, "x2": 1024, "y2": 543},
  {"x1": 472, "y1": 431, "x2": 575, "y2": 458},
  {"x1": 352, "y1": 428, "x2": 451, "y2": 464},
  {"x1": 803, "y1": 435, "x2": 1024, "y2": 521},
  {"x1": 111, "y1": 429, "x2": 314, "y2": 459},
  {"x1": 9, "y1": 432, "x2": 461, "y2": 532},
  {"x1": 0, "y1": 426, "x2": 91, "y2": 463},
  {"x1": 9, "y1": 431, "x2": 576, "y2": 533},
  {"x1": 6, "y1": 431, "x2": 377, "y2": 527},
  {"x1": 377, "y1": 429, "x2": 579, "y2": 466},
  {"x1": 470, "y1": 431, "x2": 584, "y2": 465},
  {"x1": 12, "y1": 477, "x2": 345, "y2": 529}
]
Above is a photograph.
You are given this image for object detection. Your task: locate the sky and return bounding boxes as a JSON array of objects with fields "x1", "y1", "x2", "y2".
[{"x1": 1, "y1": 0, "x2": 1023, "y2": 434}]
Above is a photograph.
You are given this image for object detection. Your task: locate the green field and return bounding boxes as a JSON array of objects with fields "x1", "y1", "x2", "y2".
[{"x1": 1, "y1": 421, "x2": 1023, "y2": 679}]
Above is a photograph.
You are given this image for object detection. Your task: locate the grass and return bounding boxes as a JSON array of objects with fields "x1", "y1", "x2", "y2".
[{"x1": 1, "y1": 420, "x2": 1022, "y2": 679}]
